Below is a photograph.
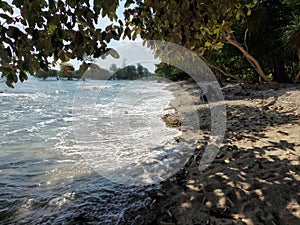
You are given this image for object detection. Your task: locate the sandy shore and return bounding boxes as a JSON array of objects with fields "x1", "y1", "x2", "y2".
[{"x1": 125, "y1": 81, "x2": 300, "y2": 225}]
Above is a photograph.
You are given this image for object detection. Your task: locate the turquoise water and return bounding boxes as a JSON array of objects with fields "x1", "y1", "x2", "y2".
[{"x1": 0, "y1": 77, "x2": 186, "y2": 224}]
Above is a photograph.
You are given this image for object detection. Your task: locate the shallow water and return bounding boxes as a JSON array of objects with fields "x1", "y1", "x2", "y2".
[{"x1": 0, "y1": 77, "x2": 189, "y2": 224}]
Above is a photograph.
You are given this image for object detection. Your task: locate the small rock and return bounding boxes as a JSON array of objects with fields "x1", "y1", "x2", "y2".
[
  {"x1": 236, "y1": 222, "x2": 247, "y2": 225},
  {"x1": 131, "y1": 215, "x2": 144, "y2": 225}
]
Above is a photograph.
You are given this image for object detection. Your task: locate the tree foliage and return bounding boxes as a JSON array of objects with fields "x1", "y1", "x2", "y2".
[
  {"x1": 1, "y1": 0, "x2": 299, "y2": 87},
  {"x1": 124, "y1": 0, "x2": 270, "y2": 81},
  {"x1": 124, "y1": 0, "x2": 300, "y2": 83},
  {"x1": 242, "y1": 0, "x2": 299, "y2": 82},
  {"x1": 0, "y1": 0, "x2": 122, "y2": 87},
  {"x1": 154, "y1": 63, "x2": 190, "y2": 81}
]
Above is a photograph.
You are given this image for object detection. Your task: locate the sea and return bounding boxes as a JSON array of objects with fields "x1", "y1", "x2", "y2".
[{"x1": 0, "y1": 77, "x2": 193, "y2": 224}]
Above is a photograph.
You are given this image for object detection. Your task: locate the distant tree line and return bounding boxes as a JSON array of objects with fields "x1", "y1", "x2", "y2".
[
  {"x1": 109, "y1": 63, "x2": 153, "y2": 80},
  {"x1": 34, "y1": 63, "x2": 153, "y2": 80},
  {"x1": 35, "y1": 64, "x2": 80, "y2": 80}
]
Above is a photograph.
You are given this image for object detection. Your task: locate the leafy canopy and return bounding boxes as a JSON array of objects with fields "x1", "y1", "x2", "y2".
[
  {"x1": 124, "y1": 0, "x2": 254, "y2": 55},
  {"x1": 0, "y1": 0, "x2": 122, "y2": 87},
  {"x1": 123, "y1": 0, "x2": 274, "y2": 82},
  {"x1": 124, "y1": 0, "x2": 299, "y2": 83}
]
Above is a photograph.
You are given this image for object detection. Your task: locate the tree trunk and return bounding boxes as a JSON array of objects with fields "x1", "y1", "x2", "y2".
[
  {"x1": 227, "y1": 37, "x2": 271, "y2": 83},
  {"x1": 204, "y1": 60, "x2": 244, "y2": 84},
  {"x1": 295, "y1": 71, "x2": 300, "y2": 83},
  {"x1": 272, "y1": 57, "x2": 290, "y2": 83},
  {"x1": 295, "y1": 47, "x2": 300, "y2": 83}
]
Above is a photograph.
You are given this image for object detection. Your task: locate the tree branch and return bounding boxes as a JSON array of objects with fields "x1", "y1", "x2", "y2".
[{"x1": 226, "y1": 35, "x2": 271, "y2": 83}]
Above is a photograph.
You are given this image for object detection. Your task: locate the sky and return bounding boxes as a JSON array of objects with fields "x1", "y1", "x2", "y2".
[{"x1": 92, "y1": 40, "x2": 160, "y2": 72}]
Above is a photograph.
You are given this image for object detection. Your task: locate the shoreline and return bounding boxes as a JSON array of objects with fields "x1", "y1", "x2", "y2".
[{"x1": 126, "y1": 81, "x2": 300, "y2": 225}]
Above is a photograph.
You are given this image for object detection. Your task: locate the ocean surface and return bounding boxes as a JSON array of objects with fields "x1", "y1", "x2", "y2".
[{"x1": 0, "y1": 77, "x2": 191, "y2": 224}]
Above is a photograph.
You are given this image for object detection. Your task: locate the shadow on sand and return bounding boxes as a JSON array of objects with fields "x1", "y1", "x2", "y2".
[{"x1": 127, "y1": 84, "x2": 300, "y2": 225}]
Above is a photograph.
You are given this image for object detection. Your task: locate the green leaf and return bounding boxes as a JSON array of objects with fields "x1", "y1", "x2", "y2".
[
  {"x1": 0, "y1": 13, "x2": 13, "y2": 24},
  {"x1": 13, "y1": 73, "x2": 18, "y2": 83},
  {"x1": 0, "y1": 1, "x2": 13, "y2": 14},
  {"x1": 124, "y1": 27, "x2": 131, "y2": 39},
  {"x1": 102, "y1": 31, "x2": 106, "y2": 40},
  {"x1": 213, "y1": 28, "x2": 221, "y2": 34},
  {"x1": 5, "y1": 46, "x2": 12, "y2": 58},
  {"x1": 93, "y1": 48, "x2": 102, "y2": 58},
  {"x1": 19, "y1": 71, "x2": 28, "y2": 82},
  {"x1": 108, "y1": 48, "x2": 120, "y2": 58},
  {"x1": 247, "y1": 8, "x2": 251, "y2": 16},
  {"x1": 125, "y1": 0, "x2": 134, "y2": 8},
  {"x1": 132, "y1": 31, "x2": 137, "y2": 40},
  {"x1": 6, "y1": 80, "x2": 14, "y2": 88},
  {"x1": 7, "y1": 26, "x2": 22, "y2": 39},
  {"x1": 48, "y1": 0, "x2": 56, "y2": 12},
  {"x1": 204, "y1": 41, "x2": 211, "y2": 47},
  {"x1": 213, "y1": 41, "x2": 224, "y2": 50},
  {"x1": 6, "y1": 72, "x2": 17, "y2": 87}
]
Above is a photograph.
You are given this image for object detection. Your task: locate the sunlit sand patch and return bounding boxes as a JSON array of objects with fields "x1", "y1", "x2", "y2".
[{"x1": 286, "y1": 199, "x2": 300, "y2": 218}]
